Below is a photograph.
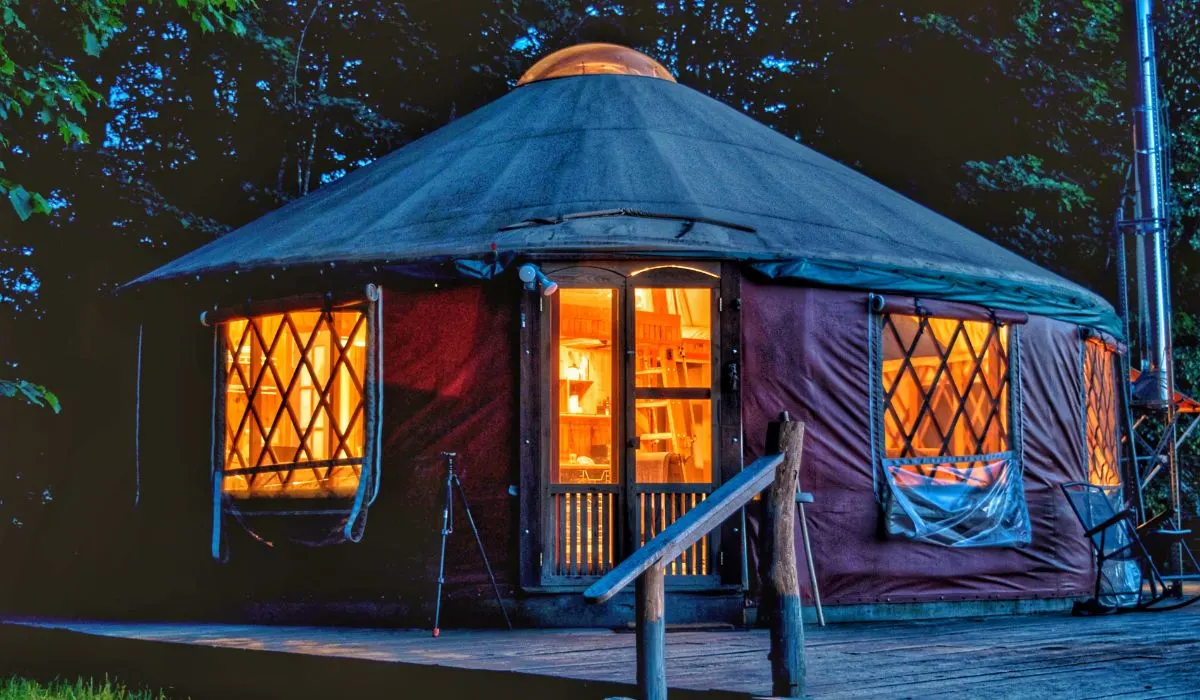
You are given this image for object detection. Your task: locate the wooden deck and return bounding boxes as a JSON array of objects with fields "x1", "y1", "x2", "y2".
[{"x1": 4, "y1": 602, "x2": 1200, "y2": 699}]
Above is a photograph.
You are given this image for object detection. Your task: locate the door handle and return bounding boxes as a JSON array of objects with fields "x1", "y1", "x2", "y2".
[{"x1": 628, "y1": 435, "x2": 641, "y2": 449}]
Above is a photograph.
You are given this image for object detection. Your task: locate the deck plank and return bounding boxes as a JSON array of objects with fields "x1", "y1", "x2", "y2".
[{"x1": 6, "y1": 601, "x2": 1200, "y2": 699}]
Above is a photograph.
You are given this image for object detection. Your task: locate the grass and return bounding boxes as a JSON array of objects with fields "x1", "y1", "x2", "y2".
[{"x1": 0, "y1": 678, "x2": 170, "y2": 700}]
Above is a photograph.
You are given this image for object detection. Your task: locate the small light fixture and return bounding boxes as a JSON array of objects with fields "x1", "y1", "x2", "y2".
[{"x1": 519, "y1": 263, "x2": 559, "y2": 296}]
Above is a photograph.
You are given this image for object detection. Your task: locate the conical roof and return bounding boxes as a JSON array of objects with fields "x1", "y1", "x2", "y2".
[{"x1": 129, "y1": 54, "x2": 1117, "y2": 333}]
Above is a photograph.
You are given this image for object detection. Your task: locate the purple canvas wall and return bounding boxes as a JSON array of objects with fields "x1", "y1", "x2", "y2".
[
  {"x1": 741, "y1": 280, "x2": 1094, "y2": 605},
  {"x1": 378, "y1": 282, "x2": 518, "y2": 587}
]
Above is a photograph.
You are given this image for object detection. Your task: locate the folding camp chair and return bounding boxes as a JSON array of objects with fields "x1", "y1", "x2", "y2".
[{"x1": 1061, "y1": 481, "x2": 1200, "y2": 613}]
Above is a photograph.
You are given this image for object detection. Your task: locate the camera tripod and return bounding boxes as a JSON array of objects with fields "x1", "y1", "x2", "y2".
[{"x1": 432, "y1": 451, "x2": 512, "y2": 637}]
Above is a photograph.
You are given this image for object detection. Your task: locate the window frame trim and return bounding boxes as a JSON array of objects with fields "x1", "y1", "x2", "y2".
[{"x1": 208, "y1": 284, "x2": 384, "y2": 558}]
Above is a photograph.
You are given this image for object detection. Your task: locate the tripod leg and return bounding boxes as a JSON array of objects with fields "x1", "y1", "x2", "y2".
[
  {"x1": 432, "y1": 469, "x2": 454, "y2": 638},
  {"x1": 454, "y1": 475, "x2": 514, "y2": 630}
]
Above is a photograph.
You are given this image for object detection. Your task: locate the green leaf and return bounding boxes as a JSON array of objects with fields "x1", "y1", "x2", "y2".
[
  {"x1": 2, "y1": 6, "x2": 25, "y2": 30},
  {"x1": 0, "y1": 379, "x2": 61, "y2": 413},
  {"x1": 42, "y1": 389, "x2": 61, "y2": 413},
  {"x1": 82, "y1": 28, "x2": 101, "y2": 57},
  {"x1": 57, "y1": 119, "x2": 86, "y2": 144},
  {"x1": 8, "y1": 184, "x2": 33, "y2": 220},
  {"x1": 31, "y1": 191, "x2": 50, "y2": 215}
]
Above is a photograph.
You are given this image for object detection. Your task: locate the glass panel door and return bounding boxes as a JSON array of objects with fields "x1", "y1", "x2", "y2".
[
  {"x1": 631, "y1": 286, "x2": 716, "y2": 577},
  {"x1": 548, "y1": 288, "x2": 619, "y2": 578},
  {"x1": 542, "y1": 269, "x2": 721, "y2": 585}
]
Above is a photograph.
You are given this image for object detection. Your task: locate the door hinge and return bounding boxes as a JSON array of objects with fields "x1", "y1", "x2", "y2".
[
  {"x1": 539, "y1": 552, "x2": 543, "y2": 567},
  {"x1": 720, "y1": 551, "x2": 725, "y2": 567},
  {"x1": 539, "y1": 296, "x2": 543, "y2": 312},
  {"x1": 719, "y1": 296, "x2": 723, "y2": 312}
]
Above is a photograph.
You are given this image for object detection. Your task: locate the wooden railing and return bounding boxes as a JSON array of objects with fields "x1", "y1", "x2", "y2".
[
  {"x1": 635, "y1": 488, "x2": 710, "y2": 576},
  {"x1": 585, "y1": 414, "x2": 807, "y2": 699}
]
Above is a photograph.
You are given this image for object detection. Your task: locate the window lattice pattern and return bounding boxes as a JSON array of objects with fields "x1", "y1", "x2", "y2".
[
  {"x1": 221, "y1": 308, "x2": 367, "y2": 499},
  {"x1": 881, "y1": 315, "x2": 1011, "y2": 482},
  {"x1": 1084, "y1": 341, "x2": 1121, "y2": 487}
]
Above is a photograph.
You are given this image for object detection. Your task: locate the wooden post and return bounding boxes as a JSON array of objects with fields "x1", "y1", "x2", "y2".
[
  {"x1": 635, "y1": 564, "x2": 667, "y2": 700},
  {"x1": 763, "y1": 412, "x2": 806, "y2": 697}
]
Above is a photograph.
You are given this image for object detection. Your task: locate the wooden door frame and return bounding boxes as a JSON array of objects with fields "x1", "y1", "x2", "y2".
[
  {"x1": 518, "y1": 260, "x2": 743, "y2": 591},
  {"x1": 537, "y1": 266, "x2": 625, "y2": 586}
]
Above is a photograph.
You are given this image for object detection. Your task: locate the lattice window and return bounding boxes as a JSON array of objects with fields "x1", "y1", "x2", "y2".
[
  {"x1": 881, "y1": 315, "x2": 1011, "y2": 482},
  {"x1": 219, "y1": 305, "x2": 370, "y2": 499},
  {"x1": 1084, "y1": 340, "x2": 1121, "y2": 487}
]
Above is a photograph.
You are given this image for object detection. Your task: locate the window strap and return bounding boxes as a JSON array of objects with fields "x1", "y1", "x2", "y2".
[
  {"x1": 867, "y1": 307, "x2": 885, "y2": 504},
  {"x1": 343, "y1": 284, "x2": 383, "y2": 541},
  {"x1": 211, "y1": 328, "x2": 225, "y2": 562},
  {"x1": 1078, "y1": 329, "x2": 1091, "y2": 482}
]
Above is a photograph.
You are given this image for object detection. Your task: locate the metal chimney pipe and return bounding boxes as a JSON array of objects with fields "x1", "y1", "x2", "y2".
[
  {"x1": 1129, "y1": 0, "x2": 1173, "y2": 407},
  {"x1": 1127, "y1": 0, "x2": 1184, "y2": 591}
]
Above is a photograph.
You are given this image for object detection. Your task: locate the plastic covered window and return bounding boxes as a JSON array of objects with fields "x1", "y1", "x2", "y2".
[
  {"x1": 1084, "y1": 340, "x2": 1121, "y2": 487},
  {"x1": 876, "y1": 313, "x2": 1029, "y2": 547},
  {"x1": 219, "y1": 306, "x2": 370, "y2": 499}
]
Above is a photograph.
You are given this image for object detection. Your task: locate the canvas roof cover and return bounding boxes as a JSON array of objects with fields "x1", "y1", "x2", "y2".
[{"x1": 127, "y1": 55, "x2": 1119, "y2": 335}]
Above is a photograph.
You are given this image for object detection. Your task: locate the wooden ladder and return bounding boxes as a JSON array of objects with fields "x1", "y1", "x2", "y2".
[{"x1": 635, "y1": 349, "x2": 698, "y2": 474}]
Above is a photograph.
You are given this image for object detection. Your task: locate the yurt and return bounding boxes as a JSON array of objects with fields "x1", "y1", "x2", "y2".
[{"x1": 123, "y1": 43, "x2": 1124, "y2": 626}]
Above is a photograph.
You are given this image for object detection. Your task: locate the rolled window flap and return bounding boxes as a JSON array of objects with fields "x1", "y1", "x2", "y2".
[
  {"x1": 873, "y1": 296, "x2": 1028, "y2": 325},
  {"x1": 202, "y1": 289, "x2": 368, "y2": 327},
  {"x1": 1079, "y1": 326, "x2": 1128, "y2": 355}
]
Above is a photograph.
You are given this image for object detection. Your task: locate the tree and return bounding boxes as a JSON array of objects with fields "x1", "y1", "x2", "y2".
[
  {"x1": 0, "y1": 1, "x2": 246, "y2": 219},
  {"x1": 0, "y1": 0, "x2": 249, "y2": 417}
]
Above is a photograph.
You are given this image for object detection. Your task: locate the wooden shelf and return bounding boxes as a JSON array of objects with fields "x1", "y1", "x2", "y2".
[
  {"x1": 640, "y1": 432, "x2": 675, "y2": 441},
  {"x1": 559, "y1": 412, "x2": 612, "y2": 420},
  {"x1": 559, "y1": 379, "x2": 594, "y2": 395}
]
